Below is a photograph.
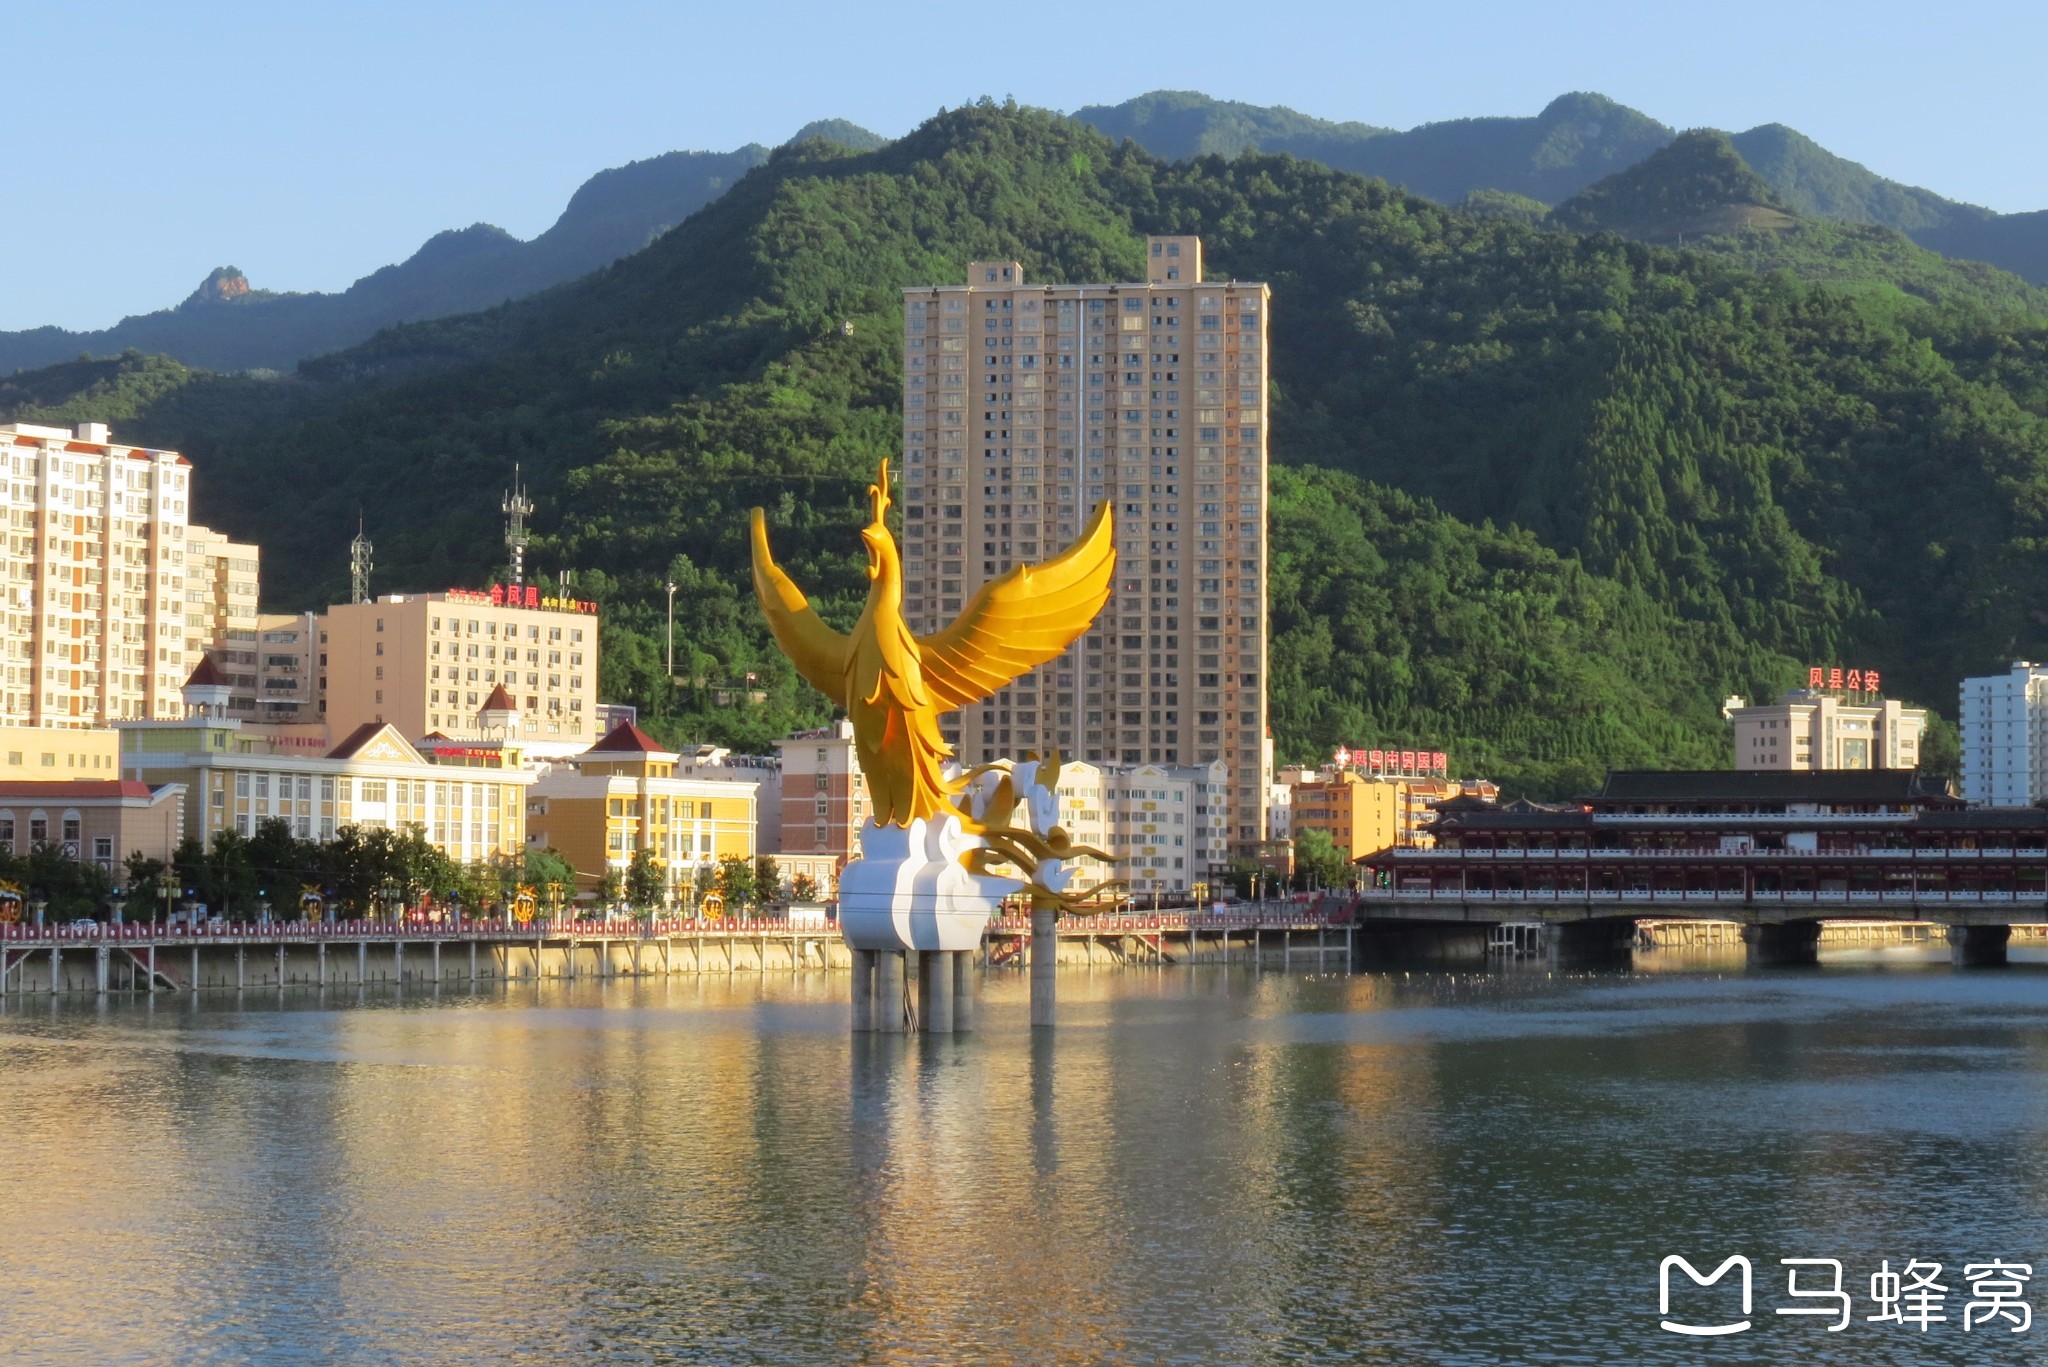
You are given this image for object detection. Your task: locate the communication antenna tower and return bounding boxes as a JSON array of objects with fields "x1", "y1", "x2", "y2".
[
  {"x1": 349, "y1": 515, "x2": 374, "y2": 605},
  {"x1": 503, "y1": 464, "x2": 534, "y2": 589}
]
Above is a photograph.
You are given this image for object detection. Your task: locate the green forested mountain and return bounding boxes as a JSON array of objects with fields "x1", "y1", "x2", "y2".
[
  {"x1": 1075, "y1": 90, "x2": 1674, "y2": 207},
  {"x1": 9, "y1": 103, "x2": 2048, "y2": 793},
  {"x1": 1550, "y1": 131, "x2": 1795, "y2": 242}
]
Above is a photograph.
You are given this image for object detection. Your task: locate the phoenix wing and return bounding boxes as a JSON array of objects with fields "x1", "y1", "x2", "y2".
[
  {"x1": 916, "y1": 501, "x2": 1115, "y2": 709},
  {"x1": 750, "y1": 508, "x2": 851, "y2": 705}
]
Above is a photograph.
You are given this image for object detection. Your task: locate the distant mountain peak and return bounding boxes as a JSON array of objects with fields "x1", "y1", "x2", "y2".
[
  {"x1": 181, "y1": 267, "x2": 252, "y2": 308},
  {"x1": 1551, "y1": 129, "x2": 1796, "y2": 243},
  {"x1": 784, "y1": 119, "x2": 888, "y2": 151}
]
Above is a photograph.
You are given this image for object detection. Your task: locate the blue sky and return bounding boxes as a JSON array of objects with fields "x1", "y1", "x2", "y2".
[{"x1": 3, "y1": 0, "x2": 2042, "y2": 332}]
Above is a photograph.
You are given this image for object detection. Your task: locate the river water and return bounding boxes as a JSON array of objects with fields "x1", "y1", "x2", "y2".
[{"x1": 4, "y1": 946, "x2": 2048, "y2": 1364}]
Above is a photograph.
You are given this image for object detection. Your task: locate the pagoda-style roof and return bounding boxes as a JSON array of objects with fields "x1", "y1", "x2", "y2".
[
  {"x1": 184, "y1": 656, "x2": 228, "y2": 688},
  {"x1": 480, "y1": 683, "x2": 517, "y2": 713},
  {"x1": 1586, "y1": 770, "x2": 1961, "y2": 808},
  {"x1": 585, "y1": 721, "x2": 674, "y2": 755}
]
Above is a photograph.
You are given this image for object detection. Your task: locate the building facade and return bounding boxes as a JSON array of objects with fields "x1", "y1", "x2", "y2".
[
  {"x1": 208, "y1": 611, "x2": 319, "y2": 724},
  {"x1": 0, "y1": 723, "x2": 122, "y2": 781},
  {"x1": 1726, "y1": 683, "x2": 1926, "y2": 773},
  {"x1": 1960, "y1": 662, "x2": 2048, "y2": 805},
  {"x1": 0, "y1": 779, "x2": 185, "y2": 870},
  {"x1": 1281, "y1": 766, "x2": 1501, "y2": 861},
  {"x1": 118, "y1": 715, "x2": 532, "y2": 862},
  {"x1": 897, "y1": 236, "x2": 1270, "y2": 852},
  {"x1": 1032, "y1": 758, "x2": 1230, "y2": 898},
  {"x1": 319, "y1": 591, "x2": 599, "y2": 757},
  {"x1": 1, "y1": 422, "x2": 254, "y2": 726},
  {"x1": 525, "y1": 723, "x2": 758, "y2": 906},
  {"x1": 775, "y1": 721, "x2": 868, "y2": 895}
]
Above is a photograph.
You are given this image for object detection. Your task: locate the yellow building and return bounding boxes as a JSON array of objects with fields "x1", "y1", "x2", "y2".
[
  {"x1": 0, "y1": 421, "x2": 259, "y2": 726},
  {"x1": 118, "y1": 700, "x2": 532, "y2": 862},
  {"x1": 1284, "y1": 767, "x2": 1500, "y2": 860},
  {"x1": 319, "y1": 590, "x2": 599, "y2": 759},
  {"x1": 0, "y1": 723, "x2": 123, "y2": 781},
  {"x1": 526, "y1": 722, "x2": 758, "y2": 907}
]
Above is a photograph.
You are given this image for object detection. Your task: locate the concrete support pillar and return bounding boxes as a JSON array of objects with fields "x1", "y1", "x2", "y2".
[
  {"x1": 276, "y1": 943, "x2": 285, "y2": 986},
  {"x1": 358, "y1": 941, "x2": 367, "y2": 985},
  {"x1": 235, "y1": 945, "x2": 245, "y2": 990},
  {"x1": 191, "y1": 946, "x2": 199, "y2": 991},
  {"x1": 952, "y1": 950, "x2": 976, "y2": 1033},
  {"x1": 469, "y1": 941, "x2": 478, "y2": 983},
  {"x1": 875, "y1": 950, "x2": 905, "y2": 1033},
  {"x1": 850, "y1": 948, "x2": 876, "y2": 1033},
  {"x1": 1743, "y1": 920, "x2": 1821, "y2": 968},
  {"x1": 920, "y1": 950, "x2": 954, "y2": 1034},
  {"x1": 432, "y1": 941, "x2": 442, "y2": 984},
  {"x1": 395, "y1": 940, "x2": 405, "y2": 984},
  {"x1": 50, "y1": 946, "x2": 60, "y2": 995},
  {"x1": 95, "y1": 946, "x2": 109, "y2": 994},
  {"x1": 1030, "y1": 906, "x2": 1057, "y2": 1028},
  {"x1": 317, "y1": 942, "x2": 326, "y2": 987},
  {"x1": 1948, "y1": 923, "x2": 2011, "y2": 967}
]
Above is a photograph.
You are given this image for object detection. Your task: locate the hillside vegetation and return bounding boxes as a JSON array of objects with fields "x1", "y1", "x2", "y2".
[{"x1": 10, "y1": 104, "x2": 2048, "y2": 793}]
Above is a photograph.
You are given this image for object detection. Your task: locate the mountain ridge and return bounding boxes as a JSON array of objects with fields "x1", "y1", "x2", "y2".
[{"x1": 4, "y1": 103, "x2": 2039, "y2": 794}]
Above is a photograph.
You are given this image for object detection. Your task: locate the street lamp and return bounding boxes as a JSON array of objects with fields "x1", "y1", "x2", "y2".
[{"x1": 665, "y1": 581, "x2": 678, "y2": 681}]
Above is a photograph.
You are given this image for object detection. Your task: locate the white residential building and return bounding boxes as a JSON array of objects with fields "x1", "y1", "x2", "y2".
[{"x1": 1960, "y1": 662, "x2": 2048, "y2": 805}]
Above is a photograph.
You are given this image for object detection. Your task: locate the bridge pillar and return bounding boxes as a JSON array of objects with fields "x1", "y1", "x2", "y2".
[
  {"x1": 1543, "y1": 919, "x2": 1635, "y2": 964},
  {"x1": 95, "y1": 945, "x2": 109, "y2": 995},
  {"x1": 919, "y1": 950, "x2": 955, "y2": 1033},
  {"x1": 875, "y1": 950, "x2": 906, "y2": 1033},
  {"x1": 1029, "y1": 906, "x2": 1058, "y2": 1027},
  {"x1": 850, "y1": 948, "x2": 876, "y2": 1032},
  {"x1": 1743, "y1": 921, "x2": 1821, "y2": 968},
  {"x1": 1948, "y1": 924, "x2": 2010, "y2": 968},
  {"x1": 952, "y1": 949, "x2": 976, "y2": 1033}
]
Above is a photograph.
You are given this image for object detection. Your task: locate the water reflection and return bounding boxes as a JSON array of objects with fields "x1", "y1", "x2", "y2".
[{"x1": 4, "y1": 959, "x2": 2048, "y2": 1363}]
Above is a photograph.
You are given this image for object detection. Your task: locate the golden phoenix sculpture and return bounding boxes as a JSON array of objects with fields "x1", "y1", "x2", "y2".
[{"x1": 750, "y1": 458, "x2": 1115, "y2": 828}]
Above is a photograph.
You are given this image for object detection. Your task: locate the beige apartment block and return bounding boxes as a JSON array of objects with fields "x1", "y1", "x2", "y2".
[
  {"x1": 898, "y1": 236, "x2": 1271, "y2": 852},
  {"x1": 0, "y1": 723, "x2": 123, "y2": 781},
  {"x1": 0, "y1": 422, "x2": 251, "y2": 727},
  {"x1": 1726, "y1": 688, "x2": 1926, "y2": 771},
  {"x1": 186, "y1": 524, "x2": 260, "y2": 652},
  {"x1": 320, "y1": 592, "x2": 598, "y2": 757},
  {"x1": 775, "y1": 720, "x2": 869, "y2": 895}
]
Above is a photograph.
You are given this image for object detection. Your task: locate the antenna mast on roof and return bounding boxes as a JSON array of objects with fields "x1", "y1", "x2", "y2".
[
  {"x1": 349, "y1": 513, "x2": 373, "y2": 605},
  {"x1": 503, "y1": 464, "x2": 534, "y2": 590}
]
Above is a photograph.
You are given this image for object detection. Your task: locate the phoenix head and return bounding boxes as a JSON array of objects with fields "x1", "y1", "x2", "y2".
[{"x1": 860, "y1": 458, "x2": 896, "y2": 583}]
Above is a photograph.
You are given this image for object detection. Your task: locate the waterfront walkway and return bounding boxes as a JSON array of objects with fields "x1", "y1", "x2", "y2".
[{"x1": 0, "y1": 902, "x2": 1358, "y2": 994}]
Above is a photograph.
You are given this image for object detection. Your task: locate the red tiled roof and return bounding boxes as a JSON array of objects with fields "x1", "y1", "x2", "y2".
[
  {"x1": 185, "y1": 656, "x2": 228, "y2": 688},
  {"x1": 0, "y1": 780, "x2": 157, "y2": 801},
  {"x1": 586, "y1": 721, "x2": 673, "y2": 754},
  {"x1": 480, "y1": 683, "x2": 517, "y2": 712}
]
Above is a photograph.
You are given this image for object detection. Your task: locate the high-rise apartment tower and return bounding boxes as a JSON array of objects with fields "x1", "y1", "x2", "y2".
[
  {"x1": 1, "y1": 422, "x2": 254, "y2": 727},
  {"x1": 898, "y1": 237, "x2": 1271, "y2": 849}
]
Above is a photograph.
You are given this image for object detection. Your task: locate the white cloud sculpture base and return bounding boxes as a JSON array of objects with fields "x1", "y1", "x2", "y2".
[{"x1": 836, "y1": 817, "x2": 1022, "y2": 952}]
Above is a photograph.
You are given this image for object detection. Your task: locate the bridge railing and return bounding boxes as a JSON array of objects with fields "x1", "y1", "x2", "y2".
[
  {"x1": 1393, "y1": 847, "x2": 2039, "y2": 861},
  {"x1": 1361, "y1": 887, "x2": 2037, "y2": 906},
  {"x1": 0, "y1": 916, "x2": 840, "y2": 947}
]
